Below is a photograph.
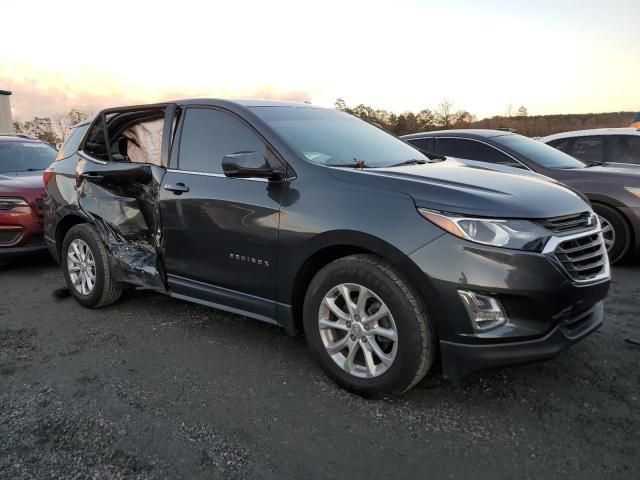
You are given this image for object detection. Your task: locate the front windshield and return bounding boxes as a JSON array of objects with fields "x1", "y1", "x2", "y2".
[
  {"x1": 497, "y1": 134, "x2": 586, "y2": 169},
  {"x1": 250, "y1": 106, "x2": 428, "y2": 167},
  {"x1": 0, "y1": 141, "x2": 57, "y2": 173}
]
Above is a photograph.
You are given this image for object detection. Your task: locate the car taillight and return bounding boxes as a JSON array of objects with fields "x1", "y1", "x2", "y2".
[{"x1": 43, "y1": 167, "x2": 54, "y2": 187}]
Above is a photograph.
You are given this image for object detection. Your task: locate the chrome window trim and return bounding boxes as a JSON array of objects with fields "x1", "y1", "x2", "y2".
[
  {"x1": 166, "y1": 169, "x2": 269, "y2": 182},
  {"x1": 77, "y1": 150, "x2": 108, "y2": 165},
  {"x1": 433, "y1": 136, "x2": 533, "y2": 171}
]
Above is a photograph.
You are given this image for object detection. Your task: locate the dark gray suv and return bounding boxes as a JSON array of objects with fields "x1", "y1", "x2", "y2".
[{"x1": 44, "y1": 101, "x2": 610, "y2": 396}]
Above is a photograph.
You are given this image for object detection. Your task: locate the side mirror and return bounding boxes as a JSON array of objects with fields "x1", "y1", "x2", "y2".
[{"x1": 222, "y1": 151, "x2": 280, "y2": 179}]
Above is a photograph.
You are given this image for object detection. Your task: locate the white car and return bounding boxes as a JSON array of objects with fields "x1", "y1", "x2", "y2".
[{"x1": 541, "y1": 128, "x2": 640, "y2": 166}]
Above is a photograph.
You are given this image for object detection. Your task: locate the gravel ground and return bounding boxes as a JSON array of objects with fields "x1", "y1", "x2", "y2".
[{"x1": 1, "y1": 253, "x2": 638, "y2": 479}]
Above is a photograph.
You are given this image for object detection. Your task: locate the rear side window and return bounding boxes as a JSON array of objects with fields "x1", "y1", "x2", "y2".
[
  {"x1": 178, "y1": 108, "x2": 264, "y2": 174},
  {"x1": 607, "y1": 135, "x2": 640, "y2": 164},
  {"x1": 56, "y1": 123, "x2": 89, "y2": 161},
  {"x1": 407, "y1": 138, "x2": 434, "y2": 154},
  {"x1": 437, "y1": 138, "x2": 524, "y2": 168},
  {"x1": 570, "y1": 136, "x2": 604, "y2": 164},
  {"x1": 547, "y1": 138, "x2": 571, "y2": 153}
]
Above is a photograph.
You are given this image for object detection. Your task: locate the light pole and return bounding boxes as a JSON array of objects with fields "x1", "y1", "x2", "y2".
[{"x1": 0, "y1": 90, "x2": 14, "y2": 134}]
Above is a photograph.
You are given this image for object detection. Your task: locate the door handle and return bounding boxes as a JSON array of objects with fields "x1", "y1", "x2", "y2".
[
  {"x1": 82, "y1": 172, "x2": 103, "y2": 181},
  {"x1": 163, "y1": 183, "x2": 190, "y2": 194}
]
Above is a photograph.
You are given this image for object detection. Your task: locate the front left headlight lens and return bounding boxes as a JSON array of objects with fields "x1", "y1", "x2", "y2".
[
  {"x1": 0, "y1": 197, "x2": 29, "y2": 211},
  {"x1": 418, "y1": 208, "x2": 551, "y2": 251}
]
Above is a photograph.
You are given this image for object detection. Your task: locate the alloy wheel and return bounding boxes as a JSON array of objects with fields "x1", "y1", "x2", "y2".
[
  {"x1": 318, "y1": 283, "x2": 398, "y2": 378},
  {"x1": 67, "y1": 238, "x2": 96, "y2": 295},
  {"x1": 598, "y1": 215, "x2": 616, "y2": 253}
]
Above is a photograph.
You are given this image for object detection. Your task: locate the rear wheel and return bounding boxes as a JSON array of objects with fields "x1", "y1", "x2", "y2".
[
  {"x1": 62, "y1": 224, "x2": 122, "y2": 308},
  {"x1": 593, "y1": 204, "x2": 631, "y2": 264},
  {"x1": 303, "y1": 254, "x2": 436, "y2": 397}
]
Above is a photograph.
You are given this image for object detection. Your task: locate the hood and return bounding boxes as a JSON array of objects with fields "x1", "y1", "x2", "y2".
[
  {"x1": 327, "y1": 157, "x2": 590, "y2": 219},
  {"x1": 0, "y1": 170, "x2": 46, "y2": 201},
  {"x1": 576, "y1": 163, "x2": 640, "y2": 176}
]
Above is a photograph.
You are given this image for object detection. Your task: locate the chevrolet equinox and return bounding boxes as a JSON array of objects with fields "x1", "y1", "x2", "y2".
[{"x1": 44, "y1": 100, "x2": 610, "y2": 396}]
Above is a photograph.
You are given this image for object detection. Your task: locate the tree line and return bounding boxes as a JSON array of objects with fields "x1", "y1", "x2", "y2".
[
  {"x1": 13, "y1": 102, "x2": 636, "y2": 146},
  {"x1": 335, "y1": 98, "x2": 636, "y2": 137},
  {"x1": 13, "y1": 109, "x2": 91, "y2": 147}
]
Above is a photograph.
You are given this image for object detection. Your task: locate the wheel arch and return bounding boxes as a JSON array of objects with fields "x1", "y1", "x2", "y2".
[
  {"x1": 54, "y1": 213, "x2": 88, "y2": 260},
  {"x1": 285, "y1": 230, "x2": 438, "y2": 336},
  {"x1": 590, "y1": 199, "x2": 635, "y2": 258}
]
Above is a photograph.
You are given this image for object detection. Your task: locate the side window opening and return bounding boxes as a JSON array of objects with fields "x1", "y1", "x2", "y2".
[
  {"x1": 570, "y1": 136, "x2": 604, "y2": 163},
  {"x1": 548, "y1": 138, "x2": 571, "y2": 153},
  {"x1": 178, "y1": 108, "x2": 266, "y2": 174},
  {"x1": 437, "y1": 138, "x2": 525, "y2": 169},
  {"x1": 82, "y1": 108, "x2": 166, "y2": 166},
  {"x1": 607, "y1": 135, "x2": 640, "y2": 164}
]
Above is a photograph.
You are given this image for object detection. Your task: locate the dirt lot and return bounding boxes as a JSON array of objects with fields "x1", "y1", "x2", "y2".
[{"x1": 1, "y1": 253, "x2": 638, "y2": 479}]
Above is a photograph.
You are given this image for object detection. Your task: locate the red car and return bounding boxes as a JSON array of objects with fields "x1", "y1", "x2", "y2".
[{"x1": 0, "y1": 134, "x2": 57, "y2": 257}]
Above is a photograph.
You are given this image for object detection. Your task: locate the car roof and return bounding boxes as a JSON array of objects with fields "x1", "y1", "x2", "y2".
[
  {"x1": 541, "y1": 128, "x2": 640, "y2": 142},
  {"x1": 173, "y1": 98, "x2": 322, "y2": 108},
  {"x1": 0, "y1": 134, "x2": 41, "y2": 143},
  {"x1": 402, "y1": 129, "x2": 514, "y2": 140}
]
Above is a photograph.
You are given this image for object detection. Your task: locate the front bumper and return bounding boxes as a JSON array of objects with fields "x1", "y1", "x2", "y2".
[
  {"x1": 409, "y1": 233, "x2": 610, "y2": 378},
  {"x1": 440, "y1": 301, "x2": 603, "y2": 377}
]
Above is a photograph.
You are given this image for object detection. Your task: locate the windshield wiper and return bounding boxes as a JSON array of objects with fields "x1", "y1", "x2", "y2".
[
  {"x1": 325, "y1": 158, "x2": 370, "y2": 169},
  {"x1": 388, "y1": 159, "x2": 428, "y2": 167}
]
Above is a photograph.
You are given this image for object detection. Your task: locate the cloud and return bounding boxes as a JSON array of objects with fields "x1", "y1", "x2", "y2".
[{"x1": 1, "y1": 68, "x2": 312, "y2": 121}]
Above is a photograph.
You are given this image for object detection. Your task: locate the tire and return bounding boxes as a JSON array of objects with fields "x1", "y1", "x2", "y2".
[
  {"x1": 593, "y1": 204, "x2": 631, "y2": 264},
  {"x1": 303, "y1": 254, "x2": 436, "y2": 397},
  {"x1": 61, "y1": 224, "x2": 122, "y2": 308}
]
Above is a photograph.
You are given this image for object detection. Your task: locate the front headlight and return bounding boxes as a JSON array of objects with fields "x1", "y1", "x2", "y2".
[
  {"x1": 0, "y1": 197, "x2": 29, "y2": 211},
  {"x1": 625, "y1": 187, "x2": 640, "y2": 199},
  {"x1": 418, "y1": 208, "x2": 551, "y2": 251}
]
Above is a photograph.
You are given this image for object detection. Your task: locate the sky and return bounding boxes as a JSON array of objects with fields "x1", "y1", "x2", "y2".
[{"x1": 0, "y1": 0, "x2": 638, "y2": 120}]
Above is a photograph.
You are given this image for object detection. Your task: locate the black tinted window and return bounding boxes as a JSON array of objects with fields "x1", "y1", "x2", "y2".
[
  {"x1": 607, "y1": 135, "x2": 640, "y2": 164},
  {"x1": 571, "y1": 136, "x2": 604, "y2": 163},
  {"x1": 179, "y1": 108, "x2": 264, "y2": 173},
  {"x1": 83, "y1": 118, "x2": 109, "y2": 161},
  {"x1": 407, "y1": 138, "x2": 434, "y2": 154},
  {"x1": 547, "y1": 138, "x2": 571, "y2": 153},
  {"x1": 57, "y1": 123, "x2": 89, "y2": 160},
  {"x1": 437, "y1": 138, "x2": 524, "y2": 168}
]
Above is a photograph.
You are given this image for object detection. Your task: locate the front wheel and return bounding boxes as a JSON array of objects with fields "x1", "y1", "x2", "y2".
[
  {"x1": 303, "y1": 254, "x2": 436, "y2": 397},
  {"x1": 62, "y1": 224, "x2": 122, "y2": 308},
  {"x1": 594, "y1": 204, "x2": 631, "y2": 264}
]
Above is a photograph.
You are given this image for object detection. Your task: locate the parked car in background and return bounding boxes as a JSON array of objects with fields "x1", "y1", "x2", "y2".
[
  {"x1": 541, "y1": 128, "x2": 640, "y2": 166},
  {"x1": 0, "y1": 134, "x2": 57, "y2": 257},
  {"x1": 45, "y1": 100, "x2": 610, "y2": 396},
  {"x1": 402, "y1": 130, "x2": 640, "y2": 264}
]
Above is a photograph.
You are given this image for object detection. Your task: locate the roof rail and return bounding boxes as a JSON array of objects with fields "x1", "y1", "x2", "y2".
[{"x1": 0, "y1": 133, "x2": 36, "y2": 140}]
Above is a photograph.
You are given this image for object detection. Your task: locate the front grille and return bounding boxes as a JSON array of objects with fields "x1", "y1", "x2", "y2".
[
  {"x1": 0, "y1": 230, "x2": 21, "y2": 245},
  {"x1": 538, "y1": 212, "x2": 595, "y2": 234},
  {"x1": 554, "y1": 233, "x2": 607, "y2": 282}
]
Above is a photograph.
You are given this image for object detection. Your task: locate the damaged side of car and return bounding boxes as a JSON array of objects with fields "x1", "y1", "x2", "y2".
[{"x1": 45, "y1": 104, "x2": 176, "y2": 293}]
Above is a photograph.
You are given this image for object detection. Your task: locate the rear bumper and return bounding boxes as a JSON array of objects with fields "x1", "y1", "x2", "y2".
[{"x1": 439, "y1": 302, "x2": 604, "y2": 378}]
